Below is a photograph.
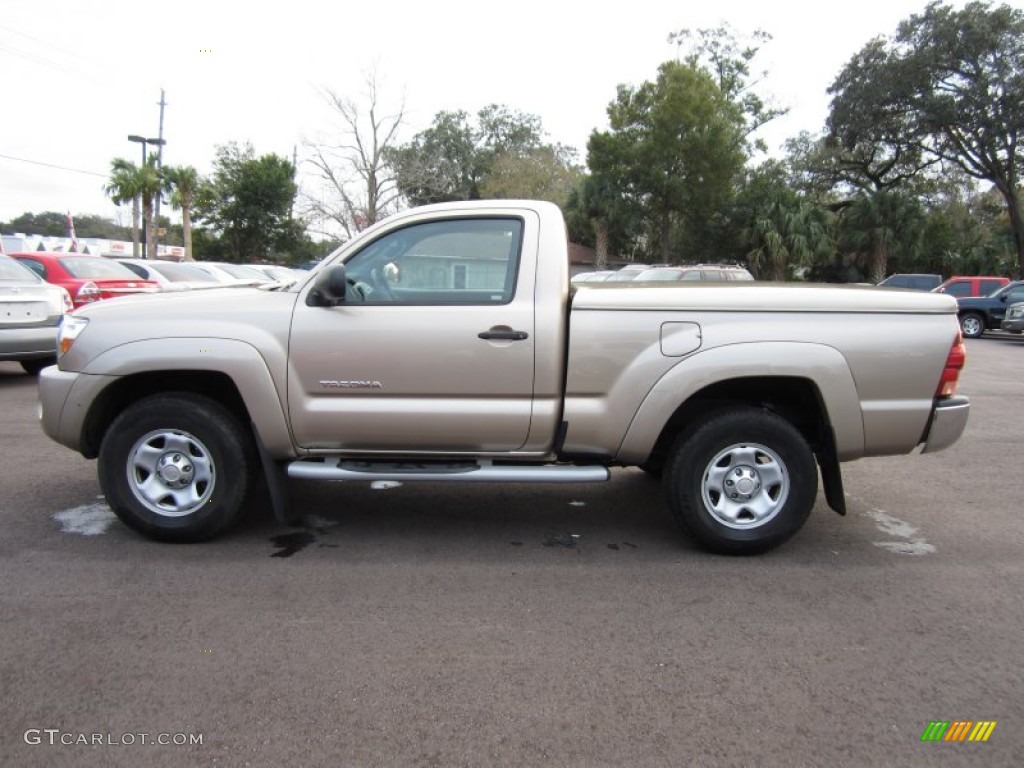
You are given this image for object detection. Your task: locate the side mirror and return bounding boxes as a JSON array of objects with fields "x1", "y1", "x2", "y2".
[{"x1": 306, "y1": 264, "x2": 348, "y2": 306}]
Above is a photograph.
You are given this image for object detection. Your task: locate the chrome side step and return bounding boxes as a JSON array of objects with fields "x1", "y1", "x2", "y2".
[{"x1": 287, "y1": 458, "x2": 610, "y2": 484}]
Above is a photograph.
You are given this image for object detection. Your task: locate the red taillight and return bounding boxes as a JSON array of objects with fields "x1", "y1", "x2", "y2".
[
  {"x1": 936, "y1": 333, "x2": 966, "y2": 397},
  {"x1": 75, "y1": 281, "x2": 101, "y2": 304}
]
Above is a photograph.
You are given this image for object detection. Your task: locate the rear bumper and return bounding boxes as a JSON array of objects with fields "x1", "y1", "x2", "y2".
[
  {"x1": 0, "y1": 325, "x2": 59, "y2": 358},
  {"x1": 921, "y1": 396, "x2": 970, "y2": 454}
]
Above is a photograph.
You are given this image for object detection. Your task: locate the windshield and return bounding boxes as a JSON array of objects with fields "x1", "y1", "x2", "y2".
[
  {"x1": 150, "y1": 262, "x2": 220, "y2": 283},
  {"x1": 61, "y1": 258, "x2": 141, "y2": 279},
  {"x1": 635, "y1": 268, "x2": 682, "y2": 281},
  {"x1": 0, "y1": 255, "x2": 42, "y2": 282},
  {"x1": 214, "y1": 263, "x2": 272, "y2": 280}
]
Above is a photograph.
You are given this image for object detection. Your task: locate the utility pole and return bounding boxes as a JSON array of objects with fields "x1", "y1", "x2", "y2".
[{"x1": 154, "y1": 88, "x2": 167, "y2": 255}]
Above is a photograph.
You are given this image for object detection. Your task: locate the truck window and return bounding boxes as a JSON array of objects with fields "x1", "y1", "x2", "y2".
[{"x1": 344, "y1": 217, "x2": 523, "y2": 305}]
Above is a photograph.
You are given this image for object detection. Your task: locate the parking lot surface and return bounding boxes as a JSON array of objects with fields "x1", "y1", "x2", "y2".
[{"x1": 1, "y1": 335, "x2": 1022, "y2": 766}]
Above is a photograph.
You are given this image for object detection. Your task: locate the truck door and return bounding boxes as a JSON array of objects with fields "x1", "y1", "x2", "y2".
[{"x1": 287, "y1": 213, "x2": 537, "y2": 452}]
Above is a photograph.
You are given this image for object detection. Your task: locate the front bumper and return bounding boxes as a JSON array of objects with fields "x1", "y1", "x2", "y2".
[
  {"x1": 38, "y1": 366, "x2": 118, "y2": 454},
  {"x1": 921, "y1": 396, "x2": 970, "y2": 454},
  {"x1": 1000, "y1": 318, "x2": 1024, "y2": 333}
]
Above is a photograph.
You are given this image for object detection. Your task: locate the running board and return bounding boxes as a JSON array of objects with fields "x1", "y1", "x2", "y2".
[{"x1": 287, "y1": 458, "x2": 610, "y2": 484}]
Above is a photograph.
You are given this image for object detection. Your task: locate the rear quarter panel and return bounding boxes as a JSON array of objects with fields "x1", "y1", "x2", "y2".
[{"x1": 563, "y1": 284, "x2": 960, "y2": 462}]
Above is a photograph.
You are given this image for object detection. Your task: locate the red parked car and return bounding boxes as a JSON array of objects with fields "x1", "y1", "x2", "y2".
[
  {"x1": 10, "y1": 252, "x2": 160, "y2": 308},
  {"x1": 932, "y1": 275, "x2": 1010, "y2": 298}
]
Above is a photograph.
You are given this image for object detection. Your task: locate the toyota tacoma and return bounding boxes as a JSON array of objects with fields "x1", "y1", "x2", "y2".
[{"x1": 38, "y1": 200, "x2": 970, "y2": 554}]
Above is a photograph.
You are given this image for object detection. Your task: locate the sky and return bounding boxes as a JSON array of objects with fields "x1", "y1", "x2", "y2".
[{"x1": 1, "y1": 0, "x2": 1010, "y2": 230}]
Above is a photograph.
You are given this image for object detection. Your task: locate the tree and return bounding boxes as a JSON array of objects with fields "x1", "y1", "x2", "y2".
[
  {"x1": 304, "y1": 71, "x2": 405, "y2": 240},
  {"x1": 389, "y1": 104, "x2": 572, "y2": 207},
  {"x1": 738, "y1": 162, "x2": 834, "y2": 280},
  {"x1": 389, "y1": 110, "x2": 479, "y2": 204},
  {"x1": 105, "y1": 158, "x2": 143, "y2": 257},
  {"x1": 588, "y1": 60, "x2": 747, "y2": 262},
  {"x1": 669, "y1": 23, "x2": 787, "y2": 153},
  {"x1": 828, "y1": 1, "x2": 1024, "y2": 277},
  {"x1": 563, "y1": 173, "x2": 637, "y2": 268},
  {"x1": 194, "y1": 143, "x2": 298, "y2": 261},
  {"x1": 478, "y1": 145, "x2": 581, "y2": 206},
  {"x1": 163, "y1": 165, "x2": 199, "y2": 261},
  {"x1": 137, "y1": 156, "x2": 163, "y2": 259},
  {"x1": 839, "y1": 189, "x2": 925, "y2": 282},
  {"x1": 1, "y1": 211, "x2": 125, "y2": 240}
]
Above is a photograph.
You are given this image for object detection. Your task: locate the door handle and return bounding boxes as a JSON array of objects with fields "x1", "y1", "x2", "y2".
[{"x1": 478, "y1": 329, "x2": 529, "y2": 341}]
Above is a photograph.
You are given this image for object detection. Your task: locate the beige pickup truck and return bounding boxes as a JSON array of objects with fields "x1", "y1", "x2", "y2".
[{"x1": 38, "y1": 200, "x2": 969, "y2": 554}]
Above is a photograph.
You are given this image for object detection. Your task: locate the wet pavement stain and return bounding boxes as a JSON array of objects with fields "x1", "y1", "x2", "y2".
[
  {"x1": 270, "y1": 531, "x2": 316, "y2": 558},
  {"x1": 543, "y1": 534, "x2": 580, "y2": 548}
]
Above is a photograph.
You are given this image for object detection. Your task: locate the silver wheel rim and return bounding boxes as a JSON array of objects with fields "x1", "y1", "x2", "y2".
[
  {"x1": 701, "y1": 442, "x2": 789, "y2": 530},
  {"x1": 963, "y1": 317, "x2": 982, "y2": 336},
  {"x1": 126, "y1": 429, "x2": 215, "y2": 517}
]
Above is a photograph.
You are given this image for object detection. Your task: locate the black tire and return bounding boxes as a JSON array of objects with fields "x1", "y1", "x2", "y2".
[
  {"x1": 20, "y1": 357, "x2": 55, "y2": 375},
  {"x1": 664, "y1": 408, "x2": 818, "y2": 555},
  {"x1": 960, "y1": 313, "x2": 985, "y2": 339},
  {"x1": 98, "y1": 393, "x2": 256, "y2": 542}
]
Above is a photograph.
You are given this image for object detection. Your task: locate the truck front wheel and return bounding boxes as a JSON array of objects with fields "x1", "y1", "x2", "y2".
[
  {"x1": 98, "y1": 393, "x2": 255, "y2": 542},
  {"x1": 664, "y1": 408, "x2": 818, "y2": 554}
]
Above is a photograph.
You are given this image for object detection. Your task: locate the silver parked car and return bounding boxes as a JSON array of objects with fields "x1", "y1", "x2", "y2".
[
  {"x1": 1001, "y1": 301, "x2": 1024, "y2": 334},
  {"x1": 0, "y1": 253, "x2": 73, "y2": 374},
  {"x1": 632, "y1": 264, "x2": 755, "y2": 282}
]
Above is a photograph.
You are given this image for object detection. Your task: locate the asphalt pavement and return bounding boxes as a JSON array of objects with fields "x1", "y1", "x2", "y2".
[{"x1": 0, "y1": 334, "x2": 1021, "y2": 767}]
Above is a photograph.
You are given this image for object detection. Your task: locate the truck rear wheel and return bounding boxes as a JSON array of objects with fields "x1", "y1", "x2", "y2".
[
  {"x1": 98, "y1": 393, "x2": 255, "y2": 542},
  {"x1": 664, "y1": 408, "x2": 817, "y2": 554}
]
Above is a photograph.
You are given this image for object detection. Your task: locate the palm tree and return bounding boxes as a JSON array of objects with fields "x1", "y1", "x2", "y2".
[
  {"x1": 105, "y1": 159, "x2": 142, "y2": 257},
  {"x1": 745, "y1": 194, "x2": 833, "y2": 281},
  {"x1": 137, "y1": 156, "x2": 163, "y2": 259},
  {"x1": 840, "y1": 190, "x2": 924, "y2": 283},
  {"x1": 163, "y1": 165, "x2": 199, "y2": 261}
]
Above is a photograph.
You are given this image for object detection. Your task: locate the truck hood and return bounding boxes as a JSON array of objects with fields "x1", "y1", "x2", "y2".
[
  {"x1": 73, "y1": 284, "x2": 297, "y2": 321},
  {"x1": 63, "y1": 286, "x2": 300, "y2": 372},
  {"x1": 572, "y1": 282, "x2": 959, "y2": 314},
  {"x1": 955, "y1": 296, "x2": 996, "y2": 309}
]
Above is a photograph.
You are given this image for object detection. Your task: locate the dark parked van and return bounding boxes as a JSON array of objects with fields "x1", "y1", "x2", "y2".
[{"x1": 877, "y1": 273, "x2": 943, "y2": 291}]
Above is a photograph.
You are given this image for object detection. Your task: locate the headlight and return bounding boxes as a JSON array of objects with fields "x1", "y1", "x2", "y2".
[
  {"x1": 1008, "y1": 305, "x2": 1024, "y2": 319},
  {"x1": 58, "y1": 316, "x2": 89, "y2": 357}
]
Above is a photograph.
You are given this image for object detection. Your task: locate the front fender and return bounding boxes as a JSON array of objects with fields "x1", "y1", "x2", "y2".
[
  {"x1": 615, "y1": 342, "x2": 865, "y2": 464},
  {"x1": 77, "y1": 337, "x2": 294, "y2": 456}
]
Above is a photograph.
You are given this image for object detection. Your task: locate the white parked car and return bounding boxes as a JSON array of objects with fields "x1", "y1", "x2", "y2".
[
  {"x1": 115, "y1": 259, "x2": 225, "y2": 291},
  {"x1": 0, "y1": 253, "x2": 73, "y2": 374}
]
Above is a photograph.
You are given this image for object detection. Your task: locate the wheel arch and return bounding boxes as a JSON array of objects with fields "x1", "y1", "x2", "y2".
[
  {"x1": 635, "y1": 375, "x2": 830, "y2": 472},
  {"x1": 617, "y1": 342, "x2": 864, "y2": 467},
  {"x1": 81, "y1": 371, "x2": 250, "y2": 459}
]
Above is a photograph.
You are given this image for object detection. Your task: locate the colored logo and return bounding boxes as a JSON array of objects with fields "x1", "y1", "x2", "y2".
[{"x1": 921, "y1": 721, "x2": 996, "y2": 742}]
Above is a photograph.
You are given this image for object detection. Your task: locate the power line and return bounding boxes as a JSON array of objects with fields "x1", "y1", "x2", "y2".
[{"x1": 0, "y1": 152, "x2": 107, "y2": 178}]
